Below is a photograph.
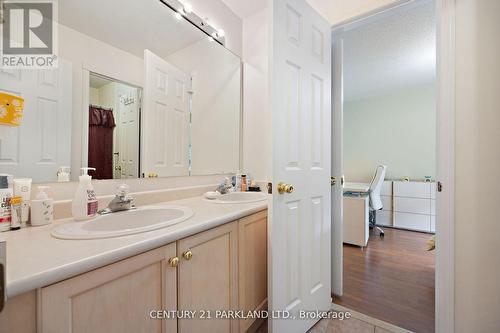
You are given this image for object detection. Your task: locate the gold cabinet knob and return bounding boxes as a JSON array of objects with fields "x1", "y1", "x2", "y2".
[
  {"x1": 277, "y1": 182, "x2": 294, "y2": 194},
  {"x1": 182, "y1": 250, "x2": 193, "y2": 261},
  {"x1": 168, "y1": 257, "x2": 179, "y2": 267}
]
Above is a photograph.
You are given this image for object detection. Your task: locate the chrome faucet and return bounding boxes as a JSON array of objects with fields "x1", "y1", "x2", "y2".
[
  {"x1": 216, "y1": 177, "x2": 233, "y2": 194},
  {"x1": 98, "y1": 184, "x2": 135, "y2": 215}
]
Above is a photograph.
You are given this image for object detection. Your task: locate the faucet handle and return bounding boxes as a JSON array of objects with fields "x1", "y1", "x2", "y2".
[{"x1": 116, "y1": 184, "x2": 130, "y2": 197}]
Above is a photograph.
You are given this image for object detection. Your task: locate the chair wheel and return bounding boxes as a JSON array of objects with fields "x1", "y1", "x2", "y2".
[{"x1": 379, "y1": 232, "x2": 384, "y2": 238}]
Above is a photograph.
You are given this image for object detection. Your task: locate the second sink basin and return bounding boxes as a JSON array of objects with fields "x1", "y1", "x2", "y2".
[
  {"x1": 208, "y1": 192, "x2": 267, "y2": 204},
  {"x1": 51, "y1": 205, "x2": 194, "y2": 240}
]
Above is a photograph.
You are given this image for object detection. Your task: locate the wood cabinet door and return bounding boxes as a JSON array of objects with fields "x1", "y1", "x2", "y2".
[
  {"x1": 177, "y1": 222, "x2": 238, "y2": 333},
  {"x1": 238, "y1": 210, "x2": 268, "y2": 333},
  {"x1": 40, "y1": 244, "x2": 177, "y2": 333}
]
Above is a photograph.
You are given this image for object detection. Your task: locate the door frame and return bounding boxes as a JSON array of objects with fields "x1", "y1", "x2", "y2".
[
  {"x1": 81, "y1": 69, "x2": 143, "y2": 177},
  {"x1": 330, "y1": 1, "x2": 456, "y2": 332}
]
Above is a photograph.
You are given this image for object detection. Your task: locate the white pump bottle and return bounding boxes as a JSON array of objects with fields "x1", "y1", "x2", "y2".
[{"x1": 71, "y1": 168, "x2": 98, "y2": 221}]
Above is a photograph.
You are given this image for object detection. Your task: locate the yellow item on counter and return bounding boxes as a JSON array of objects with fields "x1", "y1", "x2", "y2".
[{"x1": 0, "y1": 92, "x2": 24, "y2": 127}]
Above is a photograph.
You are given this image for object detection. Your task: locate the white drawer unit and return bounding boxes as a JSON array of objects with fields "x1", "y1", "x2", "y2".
[
  {"x1": 381, "y1": 181, "x2": 393, "y2": 196},
  {"x1": 343, "y1": 196, "x2": 369, "y2": 247},
  {"x1": 394, "y1": 197, "x2": 431, "y2": 215},
  {"x1": 391, "y1": 180, "x2": 435, "y2": 233},
  {"x1": 381, "y1": 195, "x2": 392, "y2": 211},
  {"x1": 376, "y1": 210, "x2": 393, "y2": 227},
  {"x1": 394, "y1": 212, "x2": 431, "y2": 232},
  {"x1": 393, "y1": 181, "x2": 431, "y2": 198}
]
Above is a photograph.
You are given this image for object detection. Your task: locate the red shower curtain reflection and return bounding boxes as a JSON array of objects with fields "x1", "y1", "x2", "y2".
[{"x1": 88, "y1": 106, "x2": 116, "y2": 180}]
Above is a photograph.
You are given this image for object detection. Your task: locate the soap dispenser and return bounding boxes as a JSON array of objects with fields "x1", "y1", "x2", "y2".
[
  {"x1": 72, "y1": 167, "x2": 98, "y2": 221},
  {"x1": 31, "y1": 186, "x2": 54, "y2": 226}
]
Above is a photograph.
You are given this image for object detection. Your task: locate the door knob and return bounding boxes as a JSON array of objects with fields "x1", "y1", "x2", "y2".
[
  {"x1": 277, "y1": 182, "x2": 294, "y2": 194},
  {"x1": 182, "y1": 250, "x2": 193, "y2": 261},
  {"x1": 331, "y1": 177, "x2": 336, "y2": 186},
  {"x1": 168, "y1": 257, "x2": 179, "y2": 267}
]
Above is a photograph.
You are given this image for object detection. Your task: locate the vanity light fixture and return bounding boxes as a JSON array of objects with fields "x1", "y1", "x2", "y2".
[{"x1": 160, "y1": 0, "x2": 226, "y2": 46}]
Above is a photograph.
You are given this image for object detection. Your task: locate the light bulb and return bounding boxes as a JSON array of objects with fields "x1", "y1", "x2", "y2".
[
  {"x1": 183, "y1": 3, "x2": 193, "y2": 14},
  {"x1": 175, "y1": 12, "x2": 182, "y2": 20},
  {"x1": 217, "y1": 29, "x2": 225, "y2": 37},
  {"x1": 208, "y1": 37, "x2": 214, "y2": 42}
]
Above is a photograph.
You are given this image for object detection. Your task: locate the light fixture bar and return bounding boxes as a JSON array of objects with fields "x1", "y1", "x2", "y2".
[{"x1": 158, "y1": 0, "x2": 226, "y2": 46}]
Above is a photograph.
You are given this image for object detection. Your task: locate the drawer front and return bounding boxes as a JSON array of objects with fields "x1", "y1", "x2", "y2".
[
  {"x1": 394, "y1": 197, "x2": 431, "y2": 215},
  {"x1": 393, "y1": 181, "x2": 430, "y2": 198},
  {"x1": 376, "y1": 210, "x2": 393, "y2": 227},
  {"x1": 381, "y1": 181, "x2": 392, "y2": 196},
  {"x1": 394, "y1": 212, "x2": 431, "y2": 232},
  {"x1": 381, "y1": 195, "x2": 392, "y2": 211},
  {"x1": 430, "y1": 199, "x2": 436, "y2": 216}
]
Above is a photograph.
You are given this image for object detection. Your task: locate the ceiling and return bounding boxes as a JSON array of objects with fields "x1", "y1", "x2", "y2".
[
  {"x1": 306, "y1": 0, "x2": 399, "y2": 24},
  {"x1": 342, "y1": 0, "x2": 436, "y2": 101},
  {"x1": 220, "y1": 0, "x2": 268, "y2": 18},
  {"x1": 59, "y1": 0, "x2": 205, "y2": 58},
  {"x1": 220, "y1": 0, "x2": 400, "y2": 24}
]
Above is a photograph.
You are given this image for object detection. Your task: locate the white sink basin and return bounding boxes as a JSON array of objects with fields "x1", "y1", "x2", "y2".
[
  {"x1": 207, "y1": 192, "x2": 267, "y2": 204},
  {"x1": 51, "y1": 206, "x2": 194, "y2": 240}
]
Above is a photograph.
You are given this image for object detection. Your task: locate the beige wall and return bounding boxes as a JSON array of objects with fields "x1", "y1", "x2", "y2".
[
  {"x1": 242, "y1": 8, "x2": 272, "y2": 182},
  {"x1": 344, "y1": 84, "x2": 436, "y2": 182},
  {"x1": 454, "y1": 0, "x2": 500, "y2": 331}
]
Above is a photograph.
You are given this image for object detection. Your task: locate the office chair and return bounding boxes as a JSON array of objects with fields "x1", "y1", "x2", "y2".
[{"x1": 368, "y1": 165, "x2": 387, "y2": 238}]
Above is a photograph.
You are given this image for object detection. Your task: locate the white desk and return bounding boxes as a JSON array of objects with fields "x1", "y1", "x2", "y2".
[
  {"x1": 343, "y1": 194, "x2": 369, "y2": 247},
  {"x1": 343, "y1": 182, "x2": 370, "y2": 193}
]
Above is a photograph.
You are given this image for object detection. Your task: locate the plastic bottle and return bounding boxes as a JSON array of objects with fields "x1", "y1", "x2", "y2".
[
  {"x1": 31, "y1": 186, "x2": 54, "y2": 226},
  {"x1": 71, "y1": 168, "x2": 98, "y2": 221},
  {"x1": 0, "y1": 174, "x2": 13, "y2": 232}
]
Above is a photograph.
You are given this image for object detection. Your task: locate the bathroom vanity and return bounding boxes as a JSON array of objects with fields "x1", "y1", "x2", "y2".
[{"x1": 0, "y1": 196, "x2": 268, "y2": 333}]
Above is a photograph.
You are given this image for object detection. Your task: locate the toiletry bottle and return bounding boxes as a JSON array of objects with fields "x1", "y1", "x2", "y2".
[
  {"x1": 10, "y1": 196, "x2": 22, "y2": 230},
  {"x1": 72, "y1": 168, "x2": 98, "y2": 221},
  {"x1": 31, "y1": 186, "x2": 54, "y2": 226},
  {"x1": 235, "y1": 170, "x2": 242, "y2": 191},
  {"x1": 241, "y1": 174, "x2": 247, "y2": 192},
  {"x1": 57, "y1": 166, "x2": 71, "y2": 182},
  {"x1": 0, "y1": 174, "x2": 13, "y2": 232},
  {"x1": 13, "y1": 178, "x2": 32, "y2": 226}
]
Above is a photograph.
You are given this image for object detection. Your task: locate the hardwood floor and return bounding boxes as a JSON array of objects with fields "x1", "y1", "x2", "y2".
[{"x1": 334, "y1": 228, "x2": 435, "y2": 333}]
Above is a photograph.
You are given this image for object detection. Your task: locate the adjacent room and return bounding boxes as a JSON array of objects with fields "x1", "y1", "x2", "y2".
[{"x1": 334, "y1": 1, "x2": 437, "y2": 332}]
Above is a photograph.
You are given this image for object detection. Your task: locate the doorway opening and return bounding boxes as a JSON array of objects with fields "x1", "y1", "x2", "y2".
[{"x1": 332, "y1": 1, "x2": 437, "y2": 332}]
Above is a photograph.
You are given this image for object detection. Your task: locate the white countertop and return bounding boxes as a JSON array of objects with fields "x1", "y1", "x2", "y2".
[{"x1": 3, "y1": 195, "x2": 268, "y2": 298}]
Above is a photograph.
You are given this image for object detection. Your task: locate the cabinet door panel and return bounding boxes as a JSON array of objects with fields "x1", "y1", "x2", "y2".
[
  {"x1": 41, "y1": 244, "x2": 177, "y2": 333},
  {"x1": 177, "y1": 222, "x2": 238, "y2": 333},
  {"x1": 239, "y1": 210, "x2": 268, "y2": 332}
]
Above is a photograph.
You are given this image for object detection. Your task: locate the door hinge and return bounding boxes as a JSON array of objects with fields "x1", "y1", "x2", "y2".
[{"x1": 437, "y1": 181, "x2": 443, "y2": 192}]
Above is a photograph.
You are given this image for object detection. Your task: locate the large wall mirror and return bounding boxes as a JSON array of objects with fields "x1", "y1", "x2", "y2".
[{"x1": 0, "y1": 0, "x2": 241, "y2": 182}]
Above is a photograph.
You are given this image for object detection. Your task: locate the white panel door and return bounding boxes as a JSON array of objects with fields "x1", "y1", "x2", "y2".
[
  {"x1": 143, "y1": 49, "x2": 190, "y2": 177},
  {"x1": 115, "y1": 86, "x2": 140, "y2": 179},
  {"x1": 0, "y1": 61, "x2": 72, "y2": 182},
  {"x1": 270, "y1": 0, "x2": 332, "y2": 332}
]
